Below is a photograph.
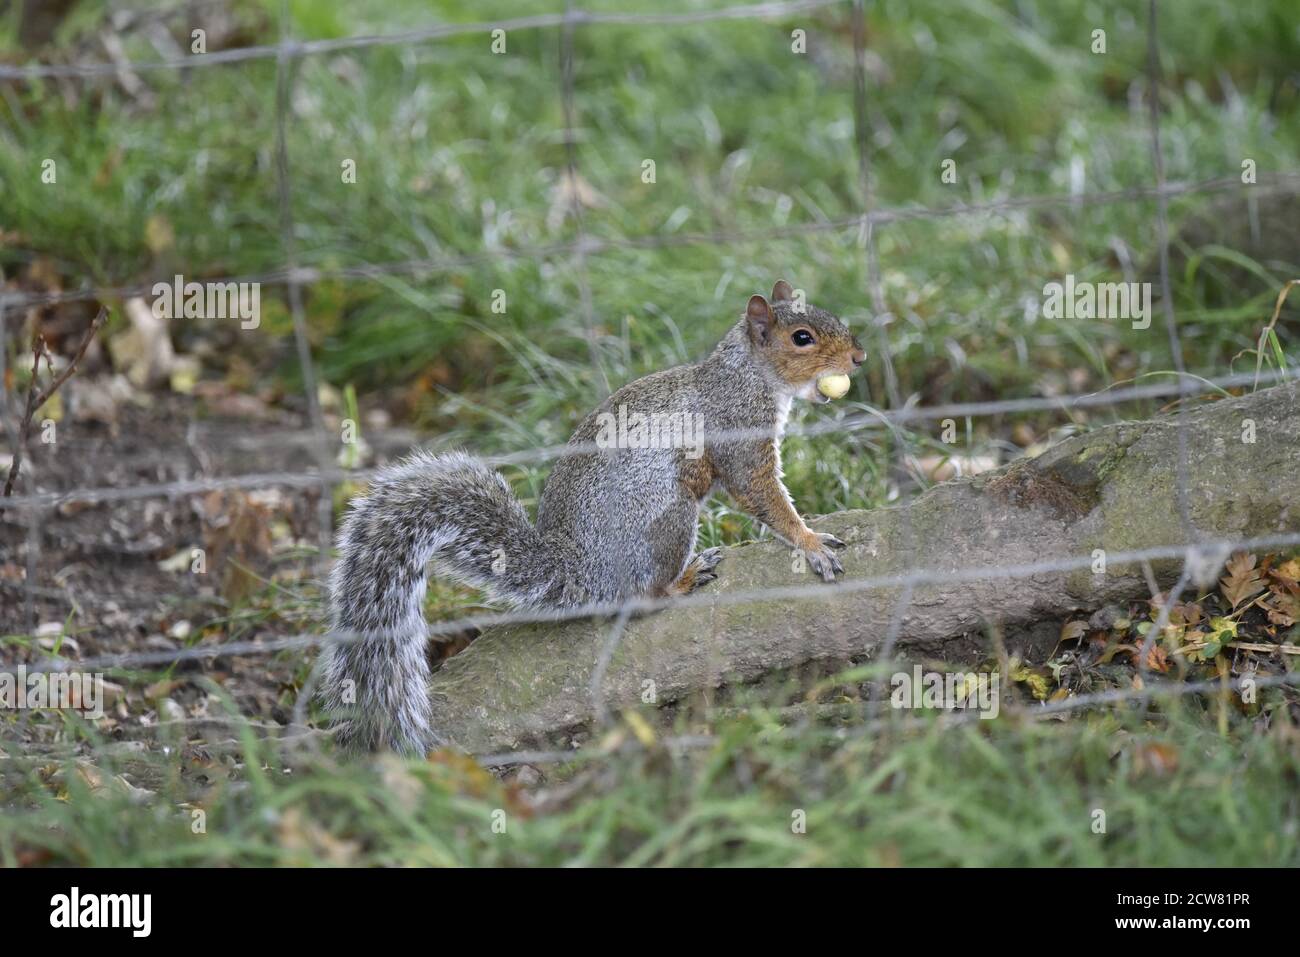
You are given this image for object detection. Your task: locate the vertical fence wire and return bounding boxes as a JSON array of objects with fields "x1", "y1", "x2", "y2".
[
  {"x1": 848, "y1": 0, "x2": 923, "y2": 711},
  {"x1": 560, "y1": 2, "x2": 611, "y2": 398},
  {"x1": 1136, "y1": 0, "x2": 1198, "y2": 683},
  {"x1": 272, "y1": 0, "x2": 336, "y2": 591}
]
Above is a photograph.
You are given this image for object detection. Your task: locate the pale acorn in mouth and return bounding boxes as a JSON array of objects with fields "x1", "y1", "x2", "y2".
[{"x1": 816, "y1": 374, "x2": 851, "y2": 400}]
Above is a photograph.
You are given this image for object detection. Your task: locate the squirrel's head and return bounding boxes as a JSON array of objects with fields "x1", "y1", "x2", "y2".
[{"x1": 744, "y1": 280, "x2": 866, "y2": 404}]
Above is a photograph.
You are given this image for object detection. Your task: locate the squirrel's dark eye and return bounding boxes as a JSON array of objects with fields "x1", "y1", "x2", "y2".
[{"x1": 792, "y1": 329, "x2": 815, "y2": 347}]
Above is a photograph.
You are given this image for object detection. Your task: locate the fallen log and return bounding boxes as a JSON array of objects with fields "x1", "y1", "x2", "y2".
[{"x1": 428, "y1": 382, "x2": 1300, "y2": 753}]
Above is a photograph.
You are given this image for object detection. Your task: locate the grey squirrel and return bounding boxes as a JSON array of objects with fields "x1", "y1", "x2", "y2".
[{"x1": 319, "y1": 280, "x2": 866, "y2": 752}]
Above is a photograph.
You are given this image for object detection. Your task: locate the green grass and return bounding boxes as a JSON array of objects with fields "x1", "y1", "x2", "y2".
[
  {"x1": 3, "y1": 688, "x2": 1298, "y2": 866},
  {"x1": 3, "y1": 1, "x2": 1297, "y2": 438}
]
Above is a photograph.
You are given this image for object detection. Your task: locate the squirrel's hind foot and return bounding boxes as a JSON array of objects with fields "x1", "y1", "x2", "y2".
[{"x1": 663, "y1": 547, "x2": 724, "y2": 597}]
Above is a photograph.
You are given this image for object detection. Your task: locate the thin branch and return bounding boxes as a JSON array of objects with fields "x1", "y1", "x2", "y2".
[
  {"x1": 1, "y1": 306, "x2": 107, "y2": 506},
  {"x1": 1254, "y1": 279, "x2": 1300, "y2": 390}
]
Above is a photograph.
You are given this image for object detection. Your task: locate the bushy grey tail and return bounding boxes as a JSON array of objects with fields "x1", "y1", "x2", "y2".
[{"x1": 318, "y1": 450, "x2": 563, "y2": 753}]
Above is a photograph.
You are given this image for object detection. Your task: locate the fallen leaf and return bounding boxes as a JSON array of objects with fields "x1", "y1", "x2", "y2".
[
  {"x1": 1265, "y1": 576, "x2": 1300, "y2": 626},
  {"x1": 1132, "y1": 741, "x2": 1179, "y2": 777},
  {"x1": 277, "y1": 807, "x2": 360, "y2": 865},
  {"x1": 1220, "y1": 552, "x2": 1266, "y2": 610},
  {"x1": 1169, "y1": 601, "x2": 1203, "y2": 627},
  {"x1": 1140, "y1": 643, "x2": 1171, "y2": 673},
  {"x1": 1273, "y1": 559, "x2": 1300, "y2": 582},
  {"x1": 547, "y1": 170, "x2": 607, "y2": 231},
  {"x1": 108, "y1": 297, "x2": 175, "y2": 389},
  {"x1": 1011, "y1": 664, "x2": 1051, "y2": 700}
]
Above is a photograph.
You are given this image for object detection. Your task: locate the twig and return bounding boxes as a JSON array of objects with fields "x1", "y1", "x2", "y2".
[
  {"x1": 1172, "y1": 639, "x2": 1300, "y2": 656},
  {"x1": 1, "y1": 306, "x2": 107, "y2": 507},
  {"x1": 1254, "y1": 279, "x2": 1299, "y2": 390}
]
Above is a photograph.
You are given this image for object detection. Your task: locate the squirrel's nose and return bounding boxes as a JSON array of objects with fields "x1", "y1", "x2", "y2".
[{"x1": 850, "y1": 346, "x2": 865, "y2": 367}]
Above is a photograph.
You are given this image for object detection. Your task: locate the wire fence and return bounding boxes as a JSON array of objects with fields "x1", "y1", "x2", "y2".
[{"x1": 1, "y1": 0, "x2": 1297, "y2": 769}]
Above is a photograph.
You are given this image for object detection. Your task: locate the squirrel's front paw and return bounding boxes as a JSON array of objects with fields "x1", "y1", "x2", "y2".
[{"x1": 799, "y1": 534, "x2": 845, "y2": 582}]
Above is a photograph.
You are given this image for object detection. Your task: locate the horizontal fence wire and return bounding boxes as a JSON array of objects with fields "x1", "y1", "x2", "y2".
[
  {"x1": 2, "y1": 0, "x2": 1297, "y2": 766},
  {"x1": 477, "y1": 671, "x2": 1300, "y2": 767},
  {"x1": 0, "y1": 0, "x2": 851, "y2": 80},
  {"x1": 4, "y1": 173, "x2": 1297, "y2": 312},
  {"x1": 0, "y1": 367, "x2": 1288, "y2": 511},
  {"x1": 13, "y1": 665, "x2": 1298, "y2": 769},
  {"x1": 13, "y1": 529, "x2": 1300, "y2": 676}
]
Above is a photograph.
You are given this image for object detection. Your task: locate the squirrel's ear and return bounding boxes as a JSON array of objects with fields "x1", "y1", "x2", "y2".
[
  {"x1": 746, "y1": 294, "x2": 774, "y2": 344},
  {"x1": 771, "y1": 279, "x2": 794, "y2": 303}
]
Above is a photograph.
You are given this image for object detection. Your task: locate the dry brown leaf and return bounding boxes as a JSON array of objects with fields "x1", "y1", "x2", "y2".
[
  {"x1": 1143, "y1": 643, "x2": 1171, "y2": 673},
  {"x1": 198, "y1": 490, "x2": 277, "y2": 602},
  {"x1": 1169, "y1": 601, "x2": 1203, "y2": 627},
  {"x1": 1060, "y1": 620, "x2": 1088, "y2": 643},
  {"x1": 1273, "y1": 559, "x2": 1300, "y2": 582},
  {"x1": 277, "y1": 807, "x2": 361, "y2": 865},
  {"x1": 1220, "y1": 551, "x2": 1266, "y2": 610},
  {"x1": 1099, "y1": 642, "x2": 1136, "y2": 665},
  {"x1": 1132, "y1": 741, "x2": 1179, "y2": 777},
  {"x1": 546, "y1": 170, "x2": 607, "y2": 231},
  {"x1": 1265, "y1": 576, "x2": 1300, "y2": 627}
]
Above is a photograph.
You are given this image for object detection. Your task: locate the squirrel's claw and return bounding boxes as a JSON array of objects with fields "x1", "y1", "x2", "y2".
[
  {"x1": 803, "y1": 543, "x2": 844, "y2": 582},
  {"x1": 694, "y1": 546, "x2": 724, "y2": 572},
  {"x1": 817, "y1": 533, "x2": 847, "y2": 550},
  {"x1": 693, "y1": 547, "x2": 724, "y2": 586},
  {"x1": 666, "y1": 547, "x2": 725, "y2": 596}
]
